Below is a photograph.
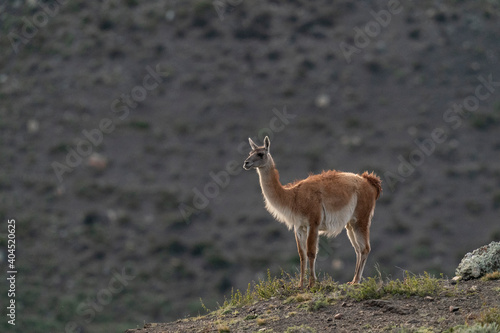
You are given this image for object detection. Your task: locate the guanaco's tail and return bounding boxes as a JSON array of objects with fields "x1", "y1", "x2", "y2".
[{"x1": 362, "y1": 171, "x2": 382, "y2": 200}]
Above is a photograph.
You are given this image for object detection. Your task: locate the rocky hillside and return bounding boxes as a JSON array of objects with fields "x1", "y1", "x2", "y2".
[
  {"x1": 126, "y1": 274, "x2": 500, "y2": 332},
  {"x1": 1, "y1": 0, "x2": 500, "y2": 332}
]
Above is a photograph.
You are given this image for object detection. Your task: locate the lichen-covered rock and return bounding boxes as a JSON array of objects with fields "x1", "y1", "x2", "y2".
[{"x1": 455, "y1": 241, "x2": 500, "y2": 280}]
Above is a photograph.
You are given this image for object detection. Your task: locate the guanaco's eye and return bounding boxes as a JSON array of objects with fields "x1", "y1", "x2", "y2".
[{"x1": 257, "y1": 152, "x2": 264, "y2": 158}]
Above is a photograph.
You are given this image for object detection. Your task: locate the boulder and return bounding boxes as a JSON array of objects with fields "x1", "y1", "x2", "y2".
[{"x1": 455, "y1": 241, "x2": 500, "y2": 280}]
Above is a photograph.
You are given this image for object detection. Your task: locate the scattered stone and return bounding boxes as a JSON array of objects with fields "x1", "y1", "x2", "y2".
[
  {"x1": 470, "y1": 62, "x2": 481, "y2": 71},
  {"x1": 315, "y1": 94, "x2": 330, "y2": 108},
  {"x1": 27, "y1": 119, "x2": 39, "y2": 133},
  {"x1": 332, "y1": 258, "x2": 344, "y2": 270},
  {"x1": 424, "y1": 296, "x2": 434, "y2": 301},
  {"x1": 165, "y1": 10, "x2": 175, "y2": 22},
  {"x1": 82, "y1": 211, "x2": 109, "y2": 226},
  {"x1": 407, "y1": 126, "x2": 418, "y2": 137},
  {"x1": 455, "y1": 241, "x2": 500, "y2": 280},
  {"x1": 451, "y1": 276, "x2": 462, "y2": 284},
  {"x1": 341, "y1": 135, "x2": 362, "y2": 147},
  {"x1": 87, "y1": 153, "x2": 108, "y2": 170},
  {"x1": 334, "y1": 313, "x2": 343, "y2": 320},
  {"x1": 470, "y1": 285, "x2": 479, "y2": 292},
  {"x1": 56, "y1": 185, "x2": 65, "y2": 196},
  {"x1": 375, "y1": 40, "x2": 387, "y2": 52},
  {"x1": 327, "y1": 317, "x2": 333, "y2": 322},
  {"x1": 449, "y1": 306, "x2": 460, "y2": 313}
]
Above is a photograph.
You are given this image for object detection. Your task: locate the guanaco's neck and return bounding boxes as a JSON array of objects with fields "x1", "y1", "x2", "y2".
[{"x1": 256, "y1": 156, "x2": 291, "y2": 209}]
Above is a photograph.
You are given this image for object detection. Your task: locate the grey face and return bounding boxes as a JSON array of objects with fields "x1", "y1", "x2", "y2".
[
  {"x1": 243, "y1": 147, "x2": 268, "y2": 170},
  {"x1": 243, "y1": 137, "x2": 271, "y2": 170}
]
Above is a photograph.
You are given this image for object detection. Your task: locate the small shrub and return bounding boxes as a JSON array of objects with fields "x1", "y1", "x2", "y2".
[
  {"x1": 129, "y1": 120, "x2": 150, "y2": 130},
  {"x1": 49, "y1": 142, "x2": 72, "y2": 154},
  {"x1": 465, "y1": 200, "x2": 484, "y2": 215},
  {"x1": 346, "y1": 271, "x2": 443, "y2": 300},
  {"x1": 478, "y1": 307, "x2": 500, "y2": 326},
  {"x1": 191, "y1": 1, "x2": 212, "y2": 27},
  {"x1": 125, "y1": 0, "x2": 138, "y2": 7},
  {"x1": 253, "y1": 270, "x2": 297, "y2": 300},
  {"x1": 490, "y1": 229, "x2": 500, "y2": 242},
  {"x1": 449, "y1": 323, "x2": 500, "y2": 333},
  {"x1": 76, "y1": 182, "x2": 115, "y2": 200},
  {"x1": 386, "y1": 272, "x2": 443, "y2": 297},
  {"x1": 412, "y1": 244, "x2": 432, "y2": 260},
  {"x1": 256, "y1": 318, "x2": 267, "y2": 326},
  {"x1": 346, "y1": 276, "x2": 383, "y2": 301},
  {"x1": 166, "y1": 239, "x2": 187, "y2": 254},
  {"x1": 217, "y1": 325, "x2": 230, "y2": 333},
  {"x1": 115, "y1": 190, "x2": 141, "y2": 209},
  {"x1": 193, "y1": 0, "x2": 212, "y2": 15},
  {"x1": 306, "y1": 296, "x2": 329, "y2": 312},
  {"x1": 217, "y1": 276, "x2": 232, "y2": 293},
  {"x1": 345, "y1": 117, "x2": 361, "y2": 128},
  {"x1": 492, "y1": 192, "x2": 500, "y2": 209},
  {"x1": 234, "y1": 12, "x2": 271, "y2": 40},
  {"x1": 244, "y1": 314, "x2": 257, "y2": 320},
  {"x1": 285, "y1": 325, "x2": 317, "y2": 333},
  {"x1": 470, "y1": 113, "x2": 499, "y2": 130},
  {"x1": 155, "y1": 190, "x2": 179, "y2": 210},
  {"x1": 99, "y1": 17, "x2": 114, "y2": 31},
  {"x1": 190, "y1": 242, "x2": 213, "y2": 256},
  {"x1": 481, "y1": 271, "x2": 500, "y2": 281},
  {"x1": 385, "y1": 217, "x2": 411, "y2": 234},
  {"x1": 206, "y1": 252, "x2": 231, "y2": 270},
  {"x1": 217, "y1": 270, "x2": 297, "y2": 311},
  {"x1": 284, "y1": 293, "x2": 312, "y2": 304}
]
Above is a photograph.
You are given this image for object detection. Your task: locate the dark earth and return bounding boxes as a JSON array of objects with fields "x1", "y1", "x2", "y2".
[
  {"x1": 126, "y1": 279, "x2": 500, "y2": 332},
  {"x1": 1, "y1": 0, "x2": 500, "y2": 332}
]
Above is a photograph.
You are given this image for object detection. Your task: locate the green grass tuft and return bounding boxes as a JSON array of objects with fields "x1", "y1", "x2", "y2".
[
  {"x1": 447, "y1": 323, "x2": 500, "y2": 333},
  {"x1": 217, "y1": 269, "x2": 298, "y2": 310},
  {"x1": 285, "y1": 325, "x2": 317, "y2": 333},
  {"x1": 346, "y1": 271, "x2": 444, "y2": 301},
  {"x1": 208, "y1": 270, "x2": 446, "y2": 314},
  {"x1": 306, "y1": 296, "x2": 330, "y2": 312}
]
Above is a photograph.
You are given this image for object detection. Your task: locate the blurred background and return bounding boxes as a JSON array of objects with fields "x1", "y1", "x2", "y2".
[{"x1": 1, "y1": 0, "x2": 500, "y2": 331}]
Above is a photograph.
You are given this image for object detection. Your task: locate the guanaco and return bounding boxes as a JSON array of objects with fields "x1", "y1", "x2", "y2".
[{"x1": 243, "y1": 136, "x2": 381, "y2": 288}]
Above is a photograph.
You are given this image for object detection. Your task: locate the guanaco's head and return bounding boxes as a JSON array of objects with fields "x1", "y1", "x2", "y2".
[{"x1": 243, "y1": 136, "x2": 271, "y2": 170}]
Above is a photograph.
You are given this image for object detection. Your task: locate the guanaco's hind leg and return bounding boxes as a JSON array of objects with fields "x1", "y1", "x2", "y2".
[
  {"x1": 306, "y1": 224, "x2": 319, "y2": 288},
  {"x1": 345, "y1": 224, "x2": 360, "y2": 284},
  {"x1": 294, "y1": 226, "x2": 307, "y2": 289},
  {"x1": 346, "y1": 220, "x2": 371, "y2": 284}
]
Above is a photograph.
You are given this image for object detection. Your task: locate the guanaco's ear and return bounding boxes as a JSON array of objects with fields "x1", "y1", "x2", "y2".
[
  {"x1": 264, "y1": 136, "x2": 271, "y2": 151},
  {"x1": 248, "y1": 137, "x2": 259, "y2": 150}
]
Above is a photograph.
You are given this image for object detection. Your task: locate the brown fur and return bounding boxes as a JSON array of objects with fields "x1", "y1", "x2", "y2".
[
  {"x1": 361, "y1": 171, "x2": 382, "y2": 199},
  {"x1": 244, "y1": 137, "x2": 381, "y2": 288}
]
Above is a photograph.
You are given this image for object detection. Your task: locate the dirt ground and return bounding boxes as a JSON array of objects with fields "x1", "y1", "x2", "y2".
[{"x1": 126, "y1": 279, "x2": 500, "y2": 332}]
